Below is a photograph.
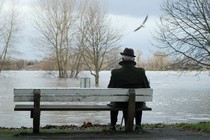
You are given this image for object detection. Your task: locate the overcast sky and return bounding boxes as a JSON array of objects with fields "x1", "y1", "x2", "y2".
[
  {"x1": 107, "y1": 0, "x2": 163, "y2": 60},
  {"x1": 6, "y1": 0, "x2": 164, "y2": 60}
]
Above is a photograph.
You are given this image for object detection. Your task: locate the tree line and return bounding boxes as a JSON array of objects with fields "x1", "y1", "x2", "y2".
[{"x1": 2, "y1": 50, "x2": 207, "y2": 72}]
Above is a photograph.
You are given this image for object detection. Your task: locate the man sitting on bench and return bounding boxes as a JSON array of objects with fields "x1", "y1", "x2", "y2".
[{"x1": 108, "y1": 48, "x2": 150, "y2": 132}]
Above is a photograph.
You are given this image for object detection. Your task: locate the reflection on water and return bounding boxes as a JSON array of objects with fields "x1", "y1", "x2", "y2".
[{"x1": 0, "y1": 71, "x2": 210, "y2": 128}]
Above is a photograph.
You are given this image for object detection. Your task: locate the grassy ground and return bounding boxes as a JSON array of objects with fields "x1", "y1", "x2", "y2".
[
  {"x1": 143, "y1": 122, "x2": 210, "y2": 133},
  {"x1": 0, "y1": 122, "x2": 210, "y2": 138}
]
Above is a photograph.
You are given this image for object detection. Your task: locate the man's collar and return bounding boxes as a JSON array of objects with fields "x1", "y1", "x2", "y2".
[{"x1": 119, "y1": 60, "x2": 136, "y2": 66}]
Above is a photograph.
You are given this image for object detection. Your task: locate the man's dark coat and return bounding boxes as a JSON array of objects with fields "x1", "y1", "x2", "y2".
[
  {"x1": 108, "y1": 60, "x2": 150, "y2": 107},
  {"x1": 108, "y1": 60, "x2": 150, "y2": 126},
  {"x1": 108, "y1": 61, "x2": 150, "y2": 88}
]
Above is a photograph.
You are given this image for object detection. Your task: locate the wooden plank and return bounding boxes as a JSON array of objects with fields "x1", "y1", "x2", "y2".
[
  {"x1": 14, "y1": 105, "x2": 152, "y2": 111},
  {"x1": 14, "y1": 88, "x2": 128, "y2": 95},
  {"x1": 14, "y1": 88, "x2": 153, "y2": 96},
  {"x1": 14, "y1": 88, "x2": 153, "y2": 102},
  {"x1": 14, "y1": 95, "x2": 152, "y2": 102},
  {"x1": 136, "y1": 96, "x2": 153, "y2": 102},
  {"x1": 135, "y1": 88, "x2": 153, "y2": 96}
]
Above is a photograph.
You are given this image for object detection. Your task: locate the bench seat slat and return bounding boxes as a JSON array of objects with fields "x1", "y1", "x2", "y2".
[
  {"x1": 14, "y1": 88, "x2": 153, "y2": 95},
  {"x1": 14, "y1": 88, "x2": 153, "y2": 102},
  {"x1": 14, "y1": 105, "x2": 152, "y2": 111},
  {"x1": 14, "y1": 95, "x2": 152, "y2": 102}
]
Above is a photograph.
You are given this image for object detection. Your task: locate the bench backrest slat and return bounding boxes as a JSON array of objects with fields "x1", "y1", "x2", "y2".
[{"x1": 14, "y1": 88, "x2": 153, "y2": 102}]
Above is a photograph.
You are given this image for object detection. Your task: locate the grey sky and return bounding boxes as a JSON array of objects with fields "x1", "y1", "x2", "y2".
[
  {"x1": 106, "y1": 0, "x2": 163, "y2": 60},
  {"x1": 9, "y1": 0, "x2": 164, "y2": 60},
  {"x1": 108, "y1": 0, "x2": 162, "y2": 17}
]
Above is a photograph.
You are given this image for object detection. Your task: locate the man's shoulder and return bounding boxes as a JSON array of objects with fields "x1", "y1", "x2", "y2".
[
  {"x1": 111, "y1": 67, "x2": 145, "y2": 72},
  {"x1": 135, "y1": 67, "x2": 145, "y2": 71},
  {"x1": 111, "y1": 68, "x2": 121, "y2": 73}
]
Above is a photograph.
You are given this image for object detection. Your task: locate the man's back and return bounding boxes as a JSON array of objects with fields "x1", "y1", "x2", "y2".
[{"x1": 108, "y1": 61, "x2": 150, "y2": 88}]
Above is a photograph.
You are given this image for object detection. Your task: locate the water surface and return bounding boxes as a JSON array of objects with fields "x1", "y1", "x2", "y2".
[{"x1": 0, "y1": 71, "x2": 210, "y2": 128}]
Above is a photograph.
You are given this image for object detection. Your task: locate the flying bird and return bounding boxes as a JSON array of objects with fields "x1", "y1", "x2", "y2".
[{"x1": 133, "y1": 15, "x2": 148, "y2": 32}]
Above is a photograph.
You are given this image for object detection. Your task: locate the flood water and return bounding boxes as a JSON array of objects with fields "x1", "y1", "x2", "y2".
[{"x1": 0, "y1": 71, "x2": 210, "y2": 128}]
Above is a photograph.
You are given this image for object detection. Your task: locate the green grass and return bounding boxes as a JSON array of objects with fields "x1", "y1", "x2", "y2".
[
  {"x1": 0, "y1": 122, "x2": 210, "y2": 138},
  {"x1": 142, "y1": 122, "x2": 210, "y2": 133},
  {"x1": 173, "y1": 122, "x2": 210, "y2": 132}
]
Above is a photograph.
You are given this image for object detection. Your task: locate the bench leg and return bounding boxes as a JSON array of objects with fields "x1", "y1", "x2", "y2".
[
  {"x1": 125, "y1": 89, "x2": 135, "y2": 131},
  {"x1": 33, "y1": 110, "x2": 40, "y2": 133},
  {"x1": 33, "y1": 89, "x2": 41, "y2": 133}
]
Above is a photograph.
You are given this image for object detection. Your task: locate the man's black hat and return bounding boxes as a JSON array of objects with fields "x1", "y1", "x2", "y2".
[{"x1": 120, "y1": 48, "x2": 136, "y2": 57}]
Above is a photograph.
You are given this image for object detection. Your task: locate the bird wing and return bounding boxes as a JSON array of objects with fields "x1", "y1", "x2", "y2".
[
  {"x1": 142, "y1": 15, "x2": 148, "y2": 25},
  {"x1": 134, "y1": 26, "x2": 141, "y2": 32},
  {"x1": 133, "y1": 15, "x2": 148, "y2": 32}
]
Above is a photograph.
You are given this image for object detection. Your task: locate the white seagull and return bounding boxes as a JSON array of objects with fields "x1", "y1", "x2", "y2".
[{"x1": 133, "y1": 15, "x2": 148, "y2": 32}]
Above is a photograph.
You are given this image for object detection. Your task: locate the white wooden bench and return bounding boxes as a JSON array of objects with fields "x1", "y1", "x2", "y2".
[{"x1": 14, "y1": 88, "x2": 153, "y2": 133}]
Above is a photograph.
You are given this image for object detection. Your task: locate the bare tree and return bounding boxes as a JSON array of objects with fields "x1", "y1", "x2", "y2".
[
  {"x1": 71, "y1": 1, "x2": 90, "y2": 78},
  {"x1": 135, "y1": 49, "x2": 143, "y2": 67},
  {"x1": 106, "y1": 47, "x2": 121, "y2": 69},
  {"x1": 79, "y1": 2, "x2": 122, "y2": 87},
  {"x1": 154, "y1": 0, "x2": 210, "y2": 70},
  {"x1": 147, "y1": 51, "x2": 170, "y2": 71},
  {"x1": 33, "y1": 0, "x2": 83, "y2": 78},
  {"x1": 0, "y1": 0, "x2": 21, "y2": 72}
]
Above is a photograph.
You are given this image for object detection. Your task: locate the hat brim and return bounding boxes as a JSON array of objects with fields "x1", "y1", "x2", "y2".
[{"x1": 120, "y1": 52, "x2": 136, "y2": 57}]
